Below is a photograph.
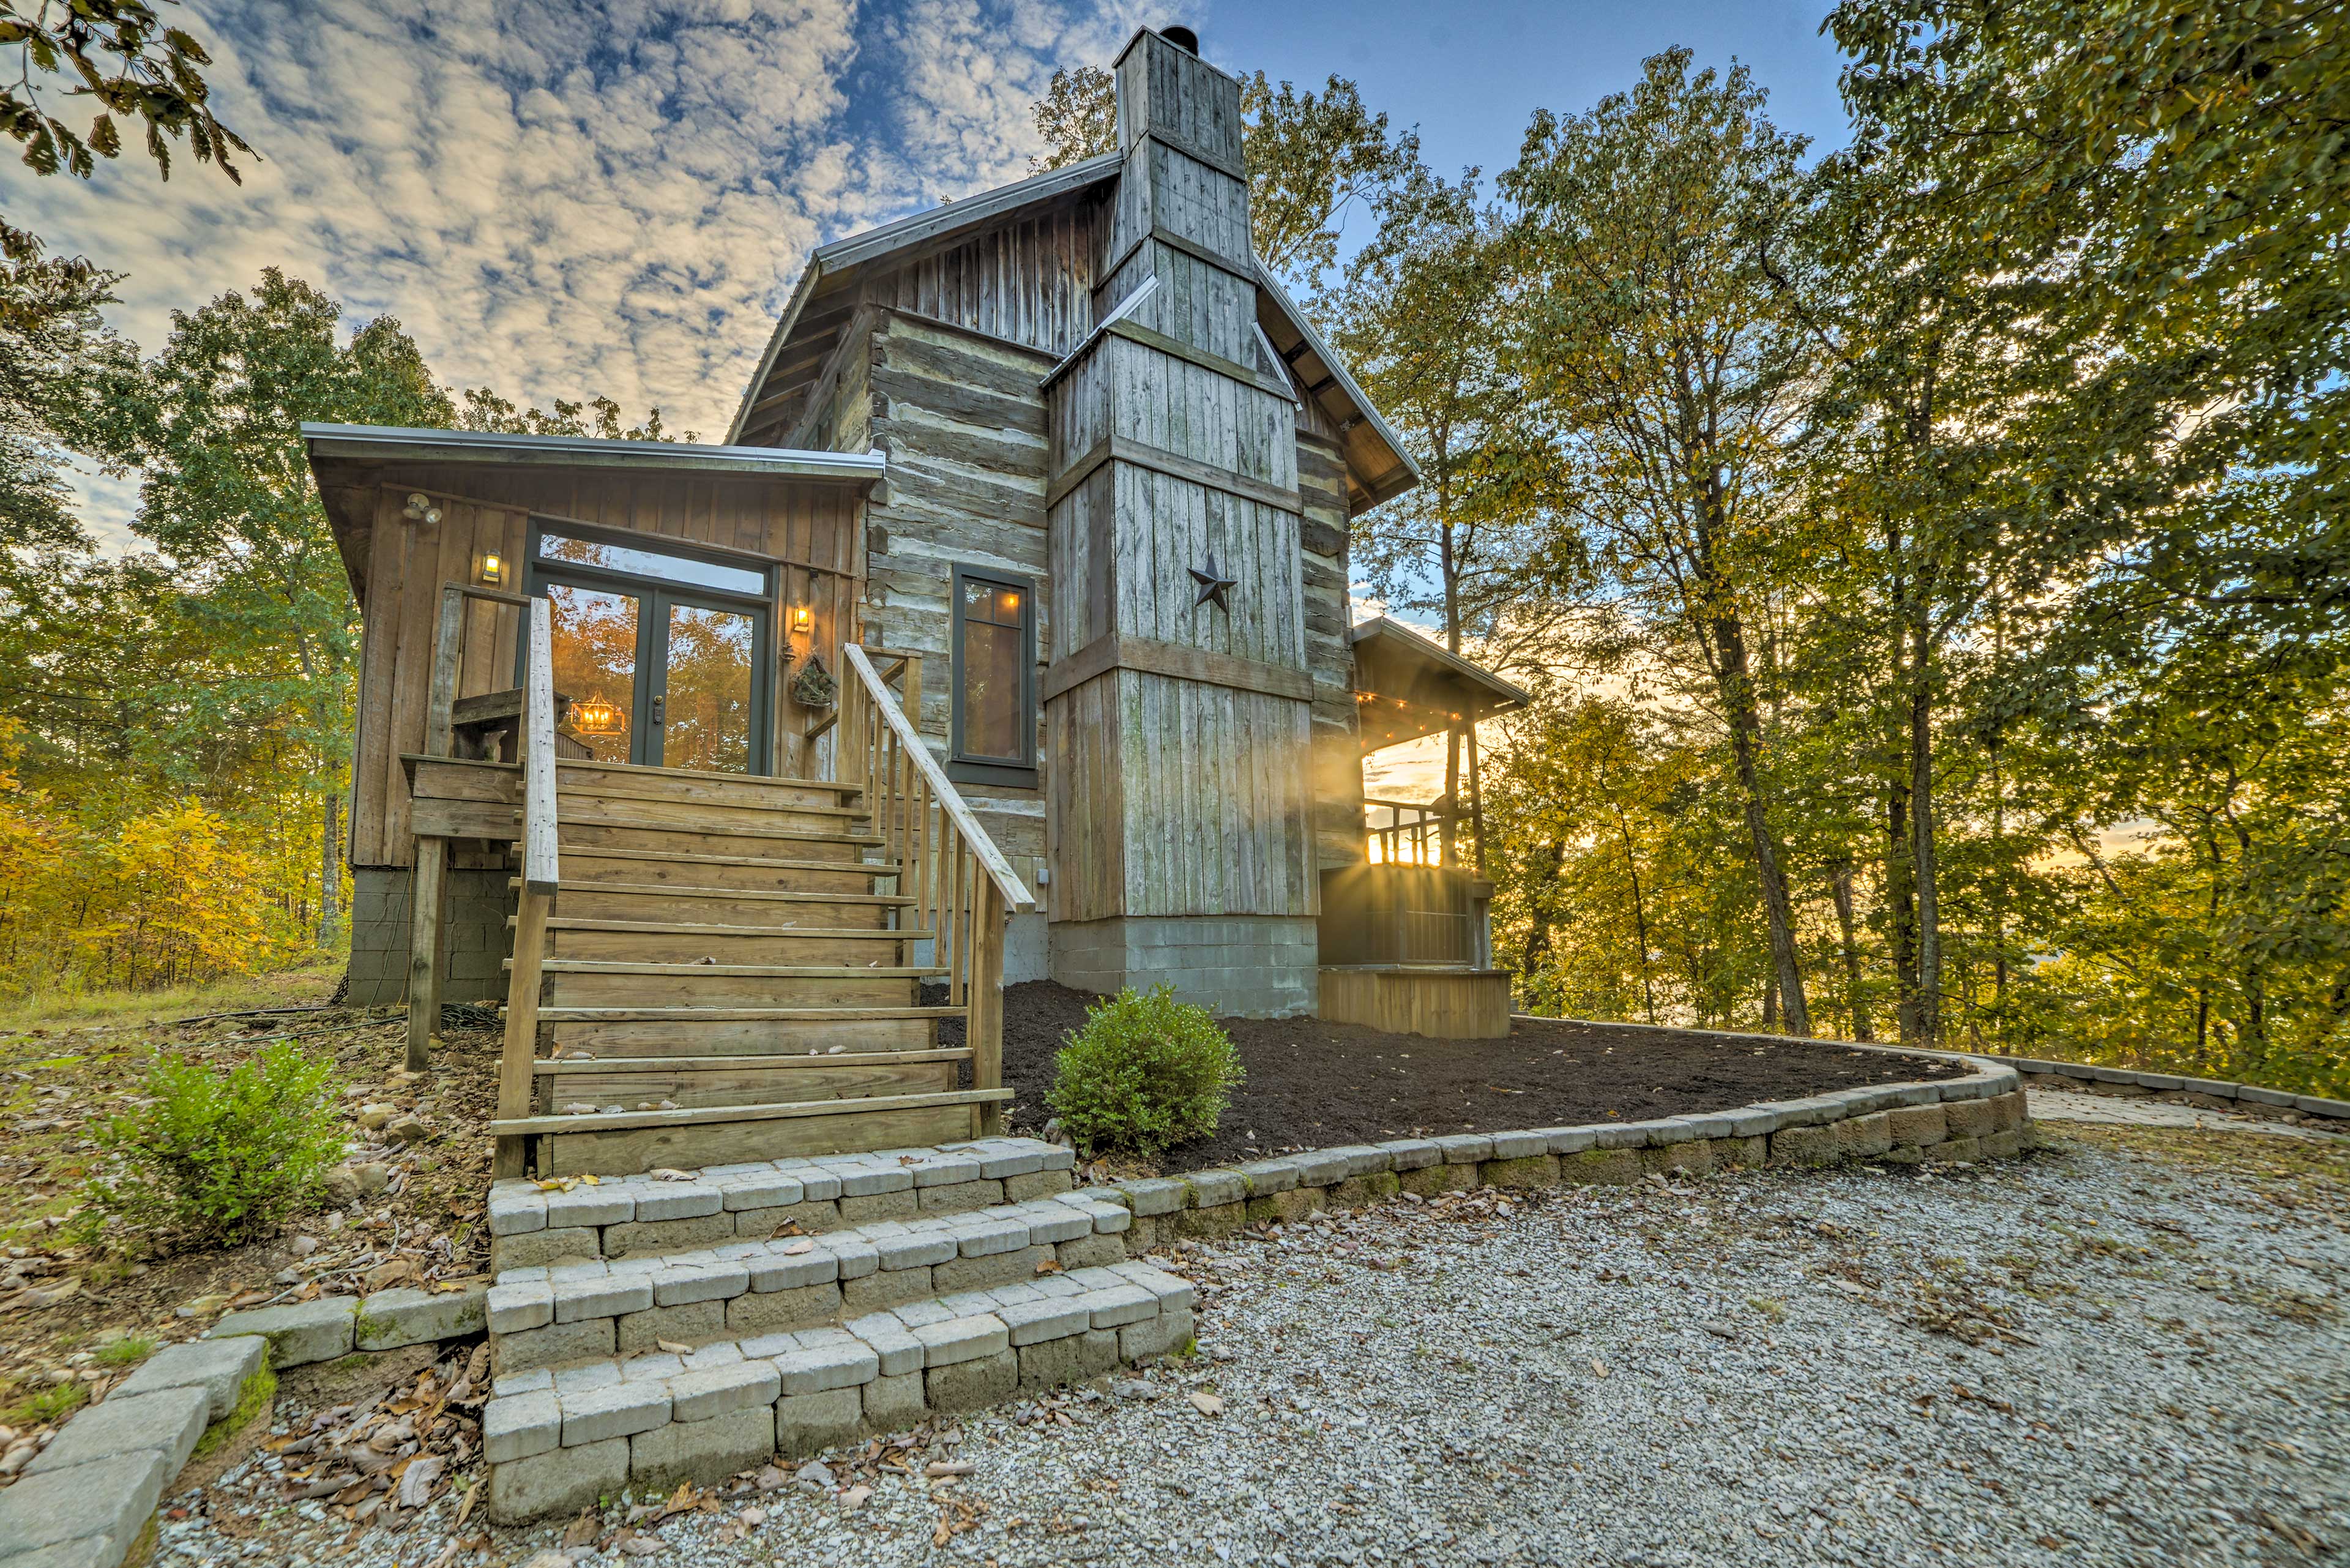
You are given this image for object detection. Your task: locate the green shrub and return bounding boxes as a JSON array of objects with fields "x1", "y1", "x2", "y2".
[
  {"x1": 79, "y1": 1041, "x2": 344, "y2": 1247},
  {"x1": 1046, "y1": 985, "x2": 1244, "y2": 1157},
  {"x1": 93, "y1": 1333, "x2": 159, "y2": 1368}
]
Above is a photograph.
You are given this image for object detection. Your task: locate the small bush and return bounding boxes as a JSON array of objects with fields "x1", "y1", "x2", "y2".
[
  {"x1": 1, "y1": 1379, "x2": 85, "y2": 1427},
  {"x1": 80, "y1": 1040, "x2": 345, "y2": 1248},
  {"x1": 1046, "y1": 985, "x2": 1244, "y2": 1157}
]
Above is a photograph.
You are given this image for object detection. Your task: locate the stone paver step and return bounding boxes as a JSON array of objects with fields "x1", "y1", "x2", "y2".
[
  {"x1": 487, "y1": 1136, "x2": 1077, "y2": 1271},
  {"x1": 478, "y1": 1261, "x2": 1195, "y2": 1525},
  {"x1": 485, "y1": 1187, "x2": 1134, "y2": 1376}
]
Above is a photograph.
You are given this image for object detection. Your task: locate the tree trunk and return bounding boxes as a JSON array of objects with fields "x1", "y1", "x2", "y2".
[
  {"x1": 1441, "y1": 726, "x2": 1460, "y2": 869},
  {"x1": 1610, "y1": 804, "x2": 1657, "y2": 1025},
  {"x1": 1466, "y1": 724, "x2": 1487, "y2": 879},
  {"x1": 318, "y1": 791, "x2": 341, "y2": 948},
  {"x1": 1909, "y1": 622, "x2": 1941, "y2": 1047},
  {"x1": 1828, "y1": 859, "x2": 1872, "y2": 1040},
  {"x1": 1709, "y1": 609, "x2": 1812, "y2": 1036}
]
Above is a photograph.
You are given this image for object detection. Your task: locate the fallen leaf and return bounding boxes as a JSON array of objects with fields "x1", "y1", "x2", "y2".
[
  {"x1": 656, "y1": 1339, "x2": 693, "y2": 1356},
  {"x1": 926, "y1": 1459, "x2": 975, "y2": 1477},
  {"x1": 561, "y1": 1509, "x2": 600, "y2": 1548},
  {"x1": 1591, "y1": 1359, "x2": 1609, "y2": 1379},
  {"x1": 840, "y1": 1485, "x2": 871, "y2": 1512},
  {"x1": 1188, "y1": 1391, "x2": 1225, "y2": 1417},
  {"x1": 781, "y1": 1239, "x2": 815, "y2": 1255}
]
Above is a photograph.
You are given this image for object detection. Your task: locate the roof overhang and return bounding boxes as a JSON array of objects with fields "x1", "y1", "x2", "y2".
[
  {"x1": 302, "y1": 423, "x2": 886, "y2": 482},
  {"x1": 302, "y1": 423, "x2": 885, "y2": 599},
  {"x1": 1349, "y1": 616, "x2": 1531, "y2": 753},
  {"x1": 725, "y1": 151, "x2": 1127, "y2": 446},
  {"x1": 1252, "y1": 263, "x2": 1419, "y2": 511}
]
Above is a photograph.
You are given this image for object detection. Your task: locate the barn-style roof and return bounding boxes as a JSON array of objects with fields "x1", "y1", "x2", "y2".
[{"x1": 726, "y1": 151, "x2": 1420, "y2": 513}]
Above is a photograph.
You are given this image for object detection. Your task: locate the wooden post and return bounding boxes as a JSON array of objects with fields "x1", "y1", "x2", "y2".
[
  {"x1": 494, "y1": 886, "x2": 548, "y2": 1178},
  {"x1": 971, "y1": 878, "x2": 1005, "y2": 1135},
  {"x1": 424, "y1": 586, "x2": 465, "y2": 760},
  {"x1": 405, "y1": 837, "x2": 447, "y2": 1074}
]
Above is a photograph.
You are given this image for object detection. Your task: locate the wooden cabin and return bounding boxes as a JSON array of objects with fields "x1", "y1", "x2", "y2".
[{"x1": 310, "y1": 26, "x2": 1524, "y2": 1178}]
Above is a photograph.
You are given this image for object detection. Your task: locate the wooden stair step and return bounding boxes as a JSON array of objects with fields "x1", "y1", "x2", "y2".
[
  {"x1": 532, "y1": 1048, "x2": 969, "y2": 1075},
  {"x1": 547, "y1": 846, "x2": 898, "y2": 875},
  {"x1": 554, "y1": 756, "x2": 863, "y2": 801},
  {"x1": 557, "y1": 782, "x2": 867, "y2": 816},
  {"x1": 542, "y1": 812, "x2": 884, "y2": 847},
  {"x1": 528, "y1": 1006, "x2": 964, "y2": 1023},
  {"x1": 518, "y1": 880, "x2": 913, "y2": 906},
  {"x1": 519, "y1": 959, "x2": 948, "y2": 979},
  {"x1": 491, "y1": 1086, "x2": 1012, "y2": 1138},
  {"x1": 529, "y1": 918, "x2": 933, "y2": 940}
]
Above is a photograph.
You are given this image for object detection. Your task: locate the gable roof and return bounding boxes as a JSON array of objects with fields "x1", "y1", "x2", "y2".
[
  {"x1": 726, "y1": 152, "x2": 1124, "y2": 446},
  {"x1": 1348, "y1": 615, "x2": 1531, "y2": 753},
  {"x1": 726, "y1": 153, "x2": 1419, "y2": 512}
]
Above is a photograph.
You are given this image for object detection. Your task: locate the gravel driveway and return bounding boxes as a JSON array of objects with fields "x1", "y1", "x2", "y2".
[{"x1": 165, "y1": 1122, "x2": 2348, "y2": 1568}]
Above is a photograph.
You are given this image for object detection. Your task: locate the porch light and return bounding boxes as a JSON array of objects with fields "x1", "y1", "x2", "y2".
[
  {"x1": 790, "y1": 604, "x2": 813, "y2": 635},
  {"x1": 572, "y1": 693, "x2": 622, "y2": 736},
  {"x1": 479, "y1": 552, "x2": 504, "y2": 586},
  {"x1": 402, "y1": 491, "x2": 442, "y2": 526}
]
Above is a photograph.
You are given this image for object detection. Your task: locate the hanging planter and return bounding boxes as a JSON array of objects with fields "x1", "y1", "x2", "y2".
[{"x1": 789, "y1": 652, "x2": 838, "y2": 711}]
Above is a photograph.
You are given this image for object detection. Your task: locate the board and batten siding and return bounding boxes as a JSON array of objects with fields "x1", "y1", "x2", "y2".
[{"x1": 331, "y1": 465, "x2": 861, "y2": 870}]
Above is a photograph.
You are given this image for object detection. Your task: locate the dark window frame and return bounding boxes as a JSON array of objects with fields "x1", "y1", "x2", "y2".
[
  {"x1": 948, "y1": 563, "x2": 1038, "y2": 789},
  {"x1": 520, "y1": 515, "x2": 779, "y2": 775}
]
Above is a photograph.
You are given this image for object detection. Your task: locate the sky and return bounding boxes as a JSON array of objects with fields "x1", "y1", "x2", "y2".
[{"x1": 7, "y1": 0, "x2": 1854, "y2": 552}]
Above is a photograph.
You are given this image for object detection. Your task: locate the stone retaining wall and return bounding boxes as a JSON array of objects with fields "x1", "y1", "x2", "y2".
[
  {"x1": 1994, "y1": 1056, "x2": 2349, "y2": 1124},
  {"x1": 0, "y1": 1337, "x2": 269, "y2": 1568},
  {"x1": 1092, "y1": 1055, "x2": 2032, "y2": 1242}
]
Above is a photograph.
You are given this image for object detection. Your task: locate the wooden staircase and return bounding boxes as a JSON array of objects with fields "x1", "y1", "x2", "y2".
[{"x1": 483, "y1": 605, "x2": 1032, "y2": 1178}]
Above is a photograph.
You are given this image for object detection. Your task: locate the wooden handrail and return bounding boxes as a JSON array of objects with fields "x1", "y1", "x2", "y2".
[
  {"x1": 841, "y1": 644, "x2": 1034, "y2": 913},
  {"x1": 834, "y1": 641, "x2": 1032, "y2": 1136},
  {"x1": 518, "y1": 598, "x2": 561, "y2": 895},
  {"x1": 494, "y1": 596, "x2": 559, "y2": 1176}
]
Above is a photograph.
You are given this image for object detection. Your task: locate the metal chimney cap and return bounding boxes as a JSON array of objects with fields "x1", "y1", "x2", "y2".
[{"x1": 1162, "y1": 24, "x2": 1199, "y2": 53}]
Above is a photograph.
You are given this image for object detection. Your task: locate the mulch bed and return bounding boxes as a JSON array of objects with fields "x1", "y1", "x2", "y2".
[{"x1": 977, "y1": 980, "x2": 1967, "y2": 1171}]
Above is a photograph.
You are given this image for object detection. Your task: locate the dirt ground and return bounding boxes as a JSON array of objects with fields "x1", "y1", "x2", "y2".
[
  {"x1": 0, "y1": 971, "x2": 501, "y2": 1460},
  {"x1": 977, "y1": 980, "x2": 1965, "y2": 1170}
]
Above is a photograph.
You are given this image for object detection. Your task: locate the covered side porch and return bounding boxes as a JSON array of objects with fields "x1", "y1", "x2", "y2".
[{"x1": 1318, "y1": 618, "x2": 1530, "y2": 1038}]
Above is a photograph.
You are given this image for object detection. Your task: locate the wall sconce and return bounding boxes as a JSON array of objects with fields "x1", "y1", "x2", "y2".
[
  {"x1": 478, "y1": 552, "x2": 504, "y2": 586},
  {"x1": 401, "y1": 491, "x2": 442, "y2": 526},
  {"x1": 789, "y1": 605, "x2": 813, "y2": 635}
]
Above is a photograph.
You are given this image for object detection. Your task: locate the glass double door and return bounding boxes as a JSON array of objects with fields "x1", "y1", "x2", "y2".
[{"x1": 543, "y1": 580, "x2": 764, "y2": 774}]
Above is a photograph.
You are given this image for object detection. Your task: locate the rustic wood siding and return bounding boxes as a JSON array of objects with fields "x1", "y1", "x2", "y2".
[
  {"x1": 337, "y1": 465, "x2": 861, "y2": 868},
  {"x1": 863, "y1": 203, "x2": 1100, "y2": 362},
  {"x1": 859, "y1": 312, "x2": 1055, "y2": 871}
]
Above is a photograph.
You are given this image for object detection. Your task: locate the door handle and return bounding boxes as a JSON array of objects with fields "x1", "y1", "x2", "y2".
[{"x1": 651, "y1": 695, "x2": 665, "y2": 726}]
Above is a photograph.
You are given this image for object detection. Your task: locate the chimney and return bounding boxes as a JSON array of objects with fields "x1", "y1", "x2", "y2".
[{"x1": 1038, "y1": 26, "x2": 1321, "y2": 1018}]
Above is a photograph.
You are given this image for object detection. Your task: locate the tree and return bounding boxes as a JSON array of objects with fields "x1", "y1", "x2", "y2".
[
  {"x1": 459, "y1": 389, "x2": 690, "y2": 443},
  {"x1": 131, "y1": 271, "x2": 454, "y2": 947},
  {"x1": 1327, "y1": 160, "x2": 1569, "y2": 870},
  {"x1": 0, "y1": 221, "x2": 138, "y2": 556},
  {"x1": 1, "y1": 0, "x2": 251, "y2": 180},
  {"x1": 1501, "y1": 50, "x2": 1820, "y2": 1034},
  {"x1": 1028, "y1": 56, "x2": 1419, "y2": 289}
]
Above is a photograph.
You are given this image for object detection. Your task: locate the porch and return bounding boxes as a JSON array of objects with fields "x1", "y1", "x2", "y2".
[{"x1": 1315, "y1": 617, "x2": 1530, "y2": 1039}]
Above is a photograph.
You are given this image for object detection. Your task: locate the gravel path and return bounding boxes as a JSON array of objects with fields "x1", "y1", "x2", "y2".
[{"x1": 163, "y1": 1122, "x2": 2349, "y2": 1568}]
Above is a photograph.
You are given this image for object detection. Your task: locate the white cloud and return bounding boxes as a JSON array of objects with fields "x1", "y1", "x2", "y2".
[{"x1": 3, "y1": 0, "x2": 1152, "y2": 543}]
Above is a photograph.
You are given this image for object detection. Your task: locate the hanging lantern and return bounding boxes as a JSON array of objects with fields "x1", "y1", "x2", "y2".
[{"x1": 572, "y1": 693, "x2": 622, "y2": 736}]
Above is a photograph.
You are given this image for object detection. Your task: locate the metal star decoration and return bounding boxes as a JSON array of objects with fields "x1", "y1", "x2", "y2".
[{"x1": 1189, "y1": 551, "x2": 1238, "y2": 614}]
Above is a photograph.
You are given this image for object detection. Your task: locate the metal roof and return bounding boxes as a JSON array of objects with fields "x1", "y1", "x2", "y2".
[{"x1": 300, "y1": 423, "x2": 886, "y2": 482}]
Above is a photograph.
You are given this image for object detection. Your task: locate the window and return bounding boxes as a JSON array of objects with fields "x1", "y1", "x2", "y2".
[{"x1": 950, "y1": 566, "x2": 1036, "y2": 786}]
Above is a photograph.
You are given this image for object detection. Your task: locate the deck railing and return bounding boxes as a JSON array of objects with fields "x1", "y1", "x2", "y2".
[
  {"x1": 406, "y1": 581, "x2": 535, "y2": 1073},
  {"x1": 493, "y1": 596, "x2": 561, "y2": 1176},
  {"x1": 837, "y1": 643, "x2": 1035, "y2": 1135},
  {"x1": 1365, "y1": 795, "x2": 1452, "y2": 866}
]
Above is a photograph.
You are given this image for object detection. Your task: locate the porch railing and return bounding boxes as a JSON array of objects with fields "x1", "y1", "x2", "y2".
[
  {"x1": 408, "y1": 580, "x2": 534, "y2": 1074},
  {"x1": 837, "y1": 643, "x2": 1035, "y2": 1135},
  {"x1": 493, "y1": 596, "x2": 560, "y2": 1176},
  {"x1": 1365, "y1": 795, "x2": 1452, "y2": 866}
]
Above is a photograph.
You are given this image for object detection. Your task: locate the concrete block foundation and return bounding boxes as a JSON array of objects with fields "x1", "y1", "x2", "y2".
[
  {"x1": 344, "y1": 864, "x2": 515, "y2": 1008},
  {"x1": 1047, "y1": 915, "x2": 1319, "y2": 1018}
]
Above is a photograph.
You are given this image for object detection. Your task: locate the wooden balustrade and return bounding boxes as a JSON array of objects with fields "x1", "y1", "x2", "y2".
[
  {"x1": 408, "y1": 581, "x2": 535, "y2": 1073},
  {"x1": 1363, "y1": 795, "x2": 1452, "y2": 867},
  {"x1": 837, "y1": 643, "x2": 1035, "y2": 1135},
  {"x1": 493, "y1": 597, "x2": 560, "y2": 1177}
]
